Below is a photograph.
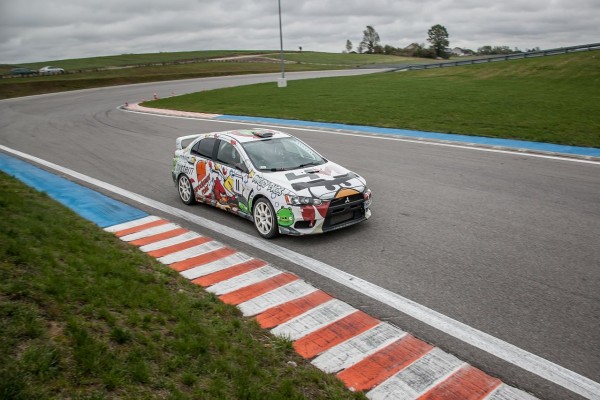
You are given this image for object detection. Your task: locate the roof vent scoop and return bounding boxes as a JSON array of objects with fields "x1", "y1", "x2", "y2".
[{"x1": 252, "y1": 130, "x2": 275, "y2": 138}]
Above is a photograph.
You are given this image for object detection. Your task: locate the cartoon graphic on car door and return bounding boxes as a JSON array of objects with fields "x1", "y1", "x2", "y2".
[{"x1": 209, "y1": 138, "x2": 252, "y2": 217}]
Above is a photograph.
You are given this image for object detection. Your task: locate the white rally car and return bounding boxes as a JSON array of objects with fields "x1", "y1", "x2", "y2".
[{"x1": 172, "y1": 129, "x2": 372, "y2": 238}]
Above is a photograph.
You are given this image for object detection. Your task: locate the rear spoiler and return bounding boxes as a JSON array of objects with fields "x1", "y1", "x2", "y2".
[{"x1": 175, "y1": 134, "x2": 202, "y2": 150}]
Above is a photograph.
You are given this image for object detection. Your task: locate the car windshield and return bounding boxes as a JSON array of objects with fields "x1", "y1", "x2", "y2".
[{"x1": 242, "y1": 137, "x2": 326, "y2": 171}]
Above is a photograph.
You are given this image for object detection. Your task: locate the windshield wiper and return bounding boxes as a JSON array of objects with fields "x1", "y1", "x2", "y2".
[{"x1": 296, "y1": 162, "x2": 321, "y2": 169}]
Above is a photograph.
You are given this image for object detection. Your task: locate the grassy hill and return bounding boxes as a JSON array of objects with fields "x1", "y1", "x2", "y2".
[
  {"x1": 1, "y1": 51, "x2": 416, "y2": 99},
  {"x1": 2, "y1": 49, "x2": 598, "y2": 147},
  {"x1": 146, "y1": 51, "x2": 600, "y2": 148}
]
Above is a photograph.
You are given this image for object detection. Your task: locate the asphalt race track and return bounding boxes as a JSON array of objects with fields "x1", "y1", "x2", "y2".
[{"x1": 1, "y1": 71, "x2": 599, "y2": 400}]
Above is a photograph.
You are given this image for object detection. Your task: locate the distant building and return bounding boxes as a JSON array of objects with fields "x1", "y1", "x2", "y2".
[{"x1": 450, "y1": 47, "x2": 474, "y2": 56}]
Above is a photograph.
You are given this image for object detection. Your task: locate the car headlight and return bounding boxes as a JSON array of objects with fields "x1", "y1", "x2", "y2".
[
  {"x1": 363, "y1": 189, "x2": 372, "y2": 208},
  {"x1": 285, "y1": 195, "x2": 322, "y2": 206}
]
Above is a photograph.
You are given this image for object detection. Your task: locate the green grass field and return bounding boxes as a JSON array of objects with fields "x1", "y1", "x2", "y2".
[
  {"x1": 0, "y1": 172, "x2": 365, "y2": 400},
  {"x1": 147, "y1": 52, "x2": 600, "y2": 148},
  {"x1": 0, "y1": 51, "x2": 442, "y2": 99}
]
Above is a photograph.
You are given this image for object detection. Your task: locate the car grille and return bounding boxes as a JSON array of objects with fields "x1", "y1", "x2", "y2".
[{"x1": 322, "y1": 193, "x2": 366, "y2": 232}]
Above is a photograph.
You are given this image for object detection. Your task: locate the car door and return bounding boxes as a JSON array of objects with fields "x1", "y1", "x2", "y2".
[
  {"x1": 212, "y1": 139, "x2": 251, "y2": 215},
  {"x1": 188, "y1": 137, "x2": 217, "y2": 203}
]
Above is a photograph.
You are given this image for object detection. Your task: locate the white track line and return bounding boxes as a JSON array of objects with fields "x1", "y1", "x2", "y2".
[
  {"x1": 121, "y1": 107, "x2": 600, "y2": 166},
  {"x1": 2, "y1": 144, "x2": 599, "y2": 400}
]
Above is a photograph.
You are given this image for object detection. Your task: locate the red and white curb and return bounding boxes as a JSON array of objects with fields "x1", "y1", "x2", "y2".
[
  {"x1": 105, "y1": 216, "x2": 538, "y2": 399},
  {"x1": 124, "y1": 102, "x2": 221, "y2": 119}
]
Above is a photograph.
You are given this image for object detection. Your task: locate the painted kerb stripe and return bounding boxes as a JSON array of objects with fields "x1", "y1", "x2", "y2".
[{"x1": 103, "y1": 215, "x2": 538, "y2": 399}]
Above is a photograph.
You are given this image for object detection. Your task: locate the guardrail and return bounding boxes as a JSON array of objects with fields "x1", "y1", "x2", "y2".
[{"x1": 399, "y1": 42, "x2": 600, "y2": 71}]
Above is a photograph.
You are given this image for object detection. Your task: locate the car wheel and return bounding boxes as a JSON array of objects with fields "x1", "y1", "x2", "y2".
[
  {"x1": 253, "y1": 198, "x2": 279, "y2": 239},
  {"x1": 177, "y1": 175, "x2": 195, "y2": 205}
]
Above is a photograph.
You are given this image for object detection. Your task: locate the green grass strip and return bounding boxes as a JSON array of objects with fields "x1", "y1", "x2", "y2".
[
  {"x1": 148, "y1": 52, "x2": 600, "y2": 148},
  {"x1": 0, "y1": 172, "x2": 365, "y2": 400}
]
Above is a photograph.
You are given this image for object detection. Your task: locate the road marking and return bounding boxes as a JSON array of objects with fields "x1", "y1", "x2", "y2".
[
  {"x1": 337, "y1": 334, "x2": 435, "y2": 392},
  {"x1": 139, "y1": 231, "x2": 203, "y2": 252},
  {"x1": 157, "y1": 240, "x2": 221, "y2": 264},
  {"x1": 293, "y1": 310, "x2": 380, "y2": 359},
  {"x1": 105, "y1": 215, "x2": 161, "y2": 232},
  {"x1": 194, "y1": 258, "x2": 268, "y2": 288},
  {"x1": 312, "y1": 323, "x2": 407, "y2": 373},
  {"x1": 121, "y1": 106, "x2": 600, "y2": 165},
  {"x1": 219, "y1": 272, "x2": 298, "y2": 305},
  {"x1": 206, "y1": 265, "x2": 282, "y2": 296},
  {"x1": 271, "y1": 299, "x2": 357, "y2": 341},
  {"x1": 147, "y1": 236, "x2": 212, "y2": 257},
  {"x1": 181, "y1": 252, "x2": 254, "y2": 280},
  {"x1": 2, "y1": 144, "x2": 598, "y2": 399},
  {"x1": 120, "y1": 222, "x2": 181, "y2": 241},
  {"x1": 130, "y1": 227, "x2": 189, "y2": 246},
  {"x1": 238, "y1": 280, "x2": 319, "y2": 317},
  {"x1": 366, "y1": 347, "x2": 465, "y2": 399},
  {"x1": 169, "y1": 247, "x2": 236, "y2": 272}
]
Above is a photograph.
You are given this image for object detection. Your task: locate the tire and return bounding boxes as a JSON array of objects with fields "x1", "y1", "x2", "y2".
[
  {"x1": 253, "y1": 198, "x2": 279, "y2": 239},
  {"x1": 177, "y1": 175, "x2": 196, "y2": 205}
]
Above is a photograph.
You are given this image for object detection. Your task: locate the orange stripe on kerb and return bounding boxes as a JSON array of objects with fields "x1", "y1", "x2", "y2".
[
  {"x1": 337, "y1": 335, "x2": 433, "y2": 392},
  {"x1": 169, "y1": 247, "x2": 237, "y2": 272},
  {"x1": 293, "y1": 311, "x2": 379, "y2": 359},
  {"x1": 114, "y1": 219, "x2": 169, "y2": 237},
  {"x1": 129, "y1": 228, "x2": 189, "y2": 246},
  {"x1": 219, "y1": 273, "x2": 299, "y2": 305},
  {"x1": 192, "y1": 259, "x2": 267, "y2": 287},
  {"x1": 256, "y1": 290, "x2": 333, "y2": 329},
  {"x1": 147, "y1": 236, "x2": 212, "y2": 257},
  {"x1": 417, "y1": 364, "x2": 501, "y2": 400}
]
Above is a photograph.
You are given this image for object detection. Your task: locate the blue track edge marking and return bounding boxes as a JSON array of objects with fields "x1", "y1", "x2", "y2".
[
  {"x1": 216, "y1": 115, "x2": 600, "y2": 158},
  {"x1": 0, "y1": 152, "x2": 147, "y2": 228}
]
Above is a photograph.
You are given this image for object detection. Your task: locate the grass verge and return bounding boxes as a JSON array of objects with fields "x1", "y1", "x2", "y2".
[
  {"x1": 0, "y1": 171, "x2": 364, "y2": 400},
  {"x1": 146, "y1": 52, "x2": 600, "y2": 148},
  {"x1": 0, "y1": 62, "x2": 342, "y2": 100}
]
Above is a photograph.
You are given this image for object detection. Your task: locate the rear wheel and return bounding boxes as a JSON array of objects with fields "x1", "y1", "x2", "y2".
[
  {"x1": 253, "y1": 198, "x2": 279, "y2": 239},
  {"x1": 177, "y1": 175, "x2": 195, "y2": 205}
]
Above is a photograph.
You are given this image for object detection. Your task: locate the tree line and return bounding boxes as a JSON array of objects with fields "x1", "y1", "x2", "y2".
[{"x1": 344, "y1": 25, "x2": 537, "y2": 59}]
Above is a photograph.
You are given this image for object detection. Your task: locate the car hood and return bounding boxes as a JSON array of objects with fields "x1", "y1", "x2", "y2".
[{"x1": 257, "y1": 161, "x2": 367, "y2": 200}]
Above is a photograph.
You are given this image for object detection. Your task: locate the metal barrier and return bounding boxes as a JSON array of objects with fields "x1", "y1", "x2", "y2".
[{"x1": 400, "y1": 42, "x2": 600, "y2": 71}]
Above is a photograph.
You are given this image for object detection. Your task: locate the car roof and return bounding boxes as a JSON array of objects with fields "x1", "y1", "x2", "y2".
[{"x1": 213, "y1": 129, "x2": 291, "y2": 144}]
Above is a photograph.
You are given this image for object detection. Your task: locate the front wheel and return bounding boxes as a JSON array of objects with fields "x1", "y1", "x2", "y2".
[
  {"x1": 177, "y1": 175, "x2": 196, "y2": 205},
  {"x1": 253, "y1": 198, "x2": 279, "y2": 239}
]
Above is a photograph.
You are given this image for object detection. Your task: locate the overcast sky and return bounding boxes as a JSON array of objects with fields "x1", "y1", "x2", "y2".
[{"x1": 1, "y1": 0, "x2": 599, "y2": 64}]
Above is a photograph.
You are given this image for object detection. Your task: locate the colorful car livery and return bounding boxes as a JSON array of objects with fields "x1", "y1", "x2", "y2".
[{"x1": 172, "y1": 129, "x2": 372, "y2": 238}]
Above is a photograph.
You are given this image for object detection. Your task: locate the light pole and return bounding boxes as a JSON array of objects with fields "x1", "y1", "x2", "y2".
[{"x1": 277, "y1": 0, "x2": 287, "y2": 87}]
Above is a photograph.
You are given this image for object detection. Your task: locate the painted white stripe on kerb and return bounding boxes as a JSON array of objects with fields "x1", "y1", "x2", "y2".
[
  {"x1": 238, "y1": 280, "x2": 319, "y2": 317},
  {"x1": 157, "y1": 240, "x2": 223, "y2": 264},
  {"x1": 120, "y1": 223, "x2": 181, "y2": 241},
  {"x1": 139, "y1": 231, "x2": 202, "y2": 252},
  {"x1": 271, "y1": 299, "x2": 356, "y2": 341},
  {"x1": 206, "y1": 265, "x2": 281, "y2": 296},
  {"x1": 367, "y1": 347, "x2": 464, "y2": 400},
  {"x1": 311, "y1": 322, "x2": 406, "y2": 373},
  {"x1": 180, "y1": 253, "x2": 254, "y2": 280},
  {"x1": 4, "y1": 145, "x2": 598, "y2": 399},
  {"x1": 483, "y1": 383, "x2": 539, "y2": 400},
  {"x1": 104, "y1": 215, "x2": 161, "y2": 232}
]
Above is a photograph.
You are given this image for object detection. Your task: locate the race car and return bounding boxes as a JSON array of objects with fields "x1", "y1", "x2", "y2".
[{"x1": 172, "y1": 128, "x2": 372, "y2": 238}]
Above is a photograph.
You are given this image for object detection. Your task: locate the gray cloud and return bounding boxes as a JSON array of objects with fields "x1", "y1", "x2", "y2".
[{"x1": 1, "y1": 0, "x2": 598, "y2": 63}]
